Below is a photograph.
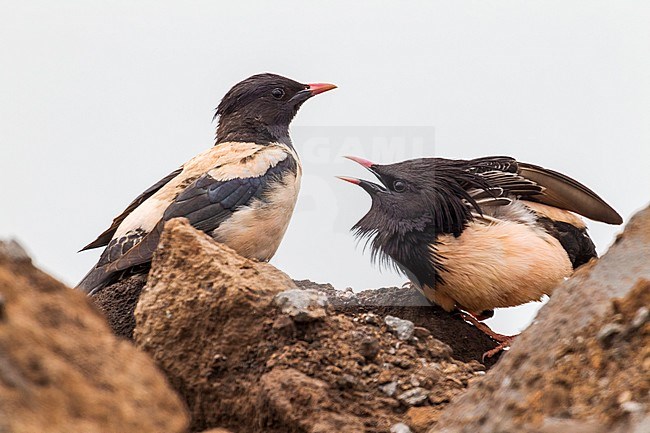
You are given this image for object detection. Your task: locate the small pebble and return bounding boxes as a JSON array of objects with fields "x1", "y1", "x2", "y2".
[
  {"x1": 631, "y1": 306, "x2": 649, "y2": 329},
  {"x1": 413, "y1": 326, "x2": 431, "y2": 339},
  {"x1": 384, "y1": 315, "x2": 415, "y2": 341},
  {"x1": 617, "y1": 390, "x2": 632, "y2": 404},
  {"x1": 380, "y1": 381, "x2": 398, "y2": 397},
  {"x1": 397, "y1": 387, "x2": 428, "y2": 406},
  {"x1": 390, "y1": 422, "x2": 413, "y2": 433},
  {"x1": 363, "y1": 312, "x2": 381, "y2": 326},
  {"x1": 620, "y1": 401, "x2": 643, "y2": 413},
  {"x1": 273, "y1": 289, "x2": 328, "y2": 322},
  {"x1": 596, "y1": 323, "x2": 625, "y2": 348},
  {"x1": 358, "y1": 336, "x2": 380, "y2": 360},
  {"x1": 428, "y1": 389, "x2": 451, "y2": 405},
  {"x1": 336, "y1": 374, "x2": 358, "y2": 389}
]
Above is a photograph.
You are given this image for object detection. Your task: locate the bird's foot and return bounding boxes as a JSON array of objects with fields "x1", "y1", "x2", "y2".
[
  {"x1": 457, "y1": 311, "x2": 516, "y2": 361},
  {"x1": 401, "y1": 281, "x2": 413, "y2": 289},
  {"x1": 481, "y1": 336, "x2": 515, "y2": 361}
]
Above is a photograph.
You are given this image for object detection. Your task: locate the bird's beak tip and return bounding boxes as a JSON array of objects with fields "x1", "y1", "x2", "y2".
[
  {"x1": 307, "y1": 83, "x2": 337, "y2": 96},
  {"x1": 344, "y1": 155, "x2": 375, "y2": 169},
  {"x1": 336, "y1": 175, "x2": 361, "y2": 185}
]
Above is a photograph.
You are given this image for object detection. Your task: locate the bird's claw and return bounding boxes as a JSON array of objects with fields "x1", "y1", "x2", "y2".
[{"x1": 482, "y1": 337, "x2": 514, "y2": 361}]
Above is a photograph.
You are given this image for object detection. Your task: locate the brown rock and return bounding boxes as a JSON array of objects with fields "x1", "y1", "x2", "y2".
[
  {"x1": 259, "y1": 367, "x2": 365, "y2": 432},
  {"x1": 91, "y1": 273, "x2": 146, "y2": 339},
  {"x1": 406, "y1": 406, "x2": 443, "y2": 432},
  {"x1": 433, "y1": 205, "x2": 650, "y2": 433},
  {"x1": 134, "y1": 218, "x2": 297, "y2": 432},
  {"x1": 133, "y1": 219, "x2": 493, "y2": 432},
  {"x1": 0, "y1": 240, "x2": 188, "y2": 433}
]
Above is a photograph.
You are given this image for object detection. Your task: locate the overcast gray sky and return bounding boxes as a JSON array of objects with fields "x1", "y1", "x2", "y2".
[{"x1": 1, "y1": 1, "x2": 648, "y2": 334}]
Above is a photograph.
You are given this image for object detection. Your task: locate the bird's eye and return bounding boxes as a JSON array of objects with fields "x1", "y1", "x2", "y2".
[
  {"x1": 271, "y1": 88, "x2": 285, "y2": 99},
  {"x1": 393, "y1": 180, "x2": 406, "y2": 192}
]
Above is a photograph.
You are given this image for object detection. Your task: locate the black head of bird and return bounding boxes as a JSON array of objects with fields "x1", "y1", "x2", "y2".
[
  {"x1": 215, "y1": 73, "x2": 336, "y2": 144},
  {"x1": 338, "y1": 156, "x2": 478, "y2": 244}
]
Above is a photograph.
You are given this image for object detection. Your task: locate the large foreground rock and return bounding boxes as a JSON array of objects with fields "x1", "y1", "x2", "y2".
[
  {"x1": 0, "y1": 240, "x2": 189, "y2": 433},
  {"x1": 134, "y1": 219, "x2": 496, "y2": 432},
  {"x1": 433, "y1": 206, "x2": 650, "y2": 433}
]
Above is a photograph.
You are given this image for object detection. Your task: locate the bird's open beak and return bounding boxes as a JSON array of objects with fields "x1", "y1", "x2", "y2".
[
  {"x1": 336, "y1": 175, "x2": 385, "y2": 195},
  {"x1": 343, "y1": 155, "x2": 388, "y2": 190},
  {"x1": 307, "y1": 83, "x2": 337, "y2": 96}
]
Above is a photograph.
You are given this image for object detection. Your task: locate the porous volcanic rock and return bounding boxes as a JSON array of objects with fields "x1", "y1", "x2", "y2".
[
  {"x1": 433, "y1": 205, "x2": 650, "y2": 433},
  {"x1": 133, "y1": 218, "x2": 497, "y2": 433},
  {"x1": 92, "y1": 273, "x2": 146, "y2": 339},
  {"x1": 0, "y1": 240, "x2": 189, "y2": 433}
]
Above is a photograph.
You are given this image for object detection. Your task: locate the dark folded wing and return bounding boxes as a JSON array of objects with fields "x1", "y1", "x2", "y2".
[
  {"x1": 163, "y1": 155, "x2": 296, "y2": 230},
  {"x1": 77, "y1": 155, "x2": 297, "y2": 294},
  {"x1": 80, "y1": 167, "x2": 183, "y2": 251}
]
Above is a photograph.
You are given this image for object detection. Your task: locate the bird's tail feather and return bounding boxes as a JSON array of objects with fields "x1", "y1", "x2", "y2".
[{"x1": 76, "y1": 221, "x2": 164, "y2": 295}]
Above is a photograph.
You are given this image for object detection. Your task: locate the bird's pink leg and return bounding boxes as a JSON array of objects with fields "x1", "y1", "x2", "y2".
[{"x1": 458, "y1": 311, "x2": 517, "y2": 360}]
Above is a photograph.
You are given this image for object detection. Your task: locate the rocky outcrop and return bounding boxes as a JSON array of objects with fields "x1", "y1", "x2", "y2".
[
  {"x1": 8, "y1": 204, "x2": 649, "y2": 433},
  {"x1": 133, "y1": 219, "x2": 496, "y2": 432},
  {"x1": 433, "y1": 206, "x2": 650, "y2": 433},
  {"x1": 0, "y1": 240, "x2": 189, "y2": 433}
]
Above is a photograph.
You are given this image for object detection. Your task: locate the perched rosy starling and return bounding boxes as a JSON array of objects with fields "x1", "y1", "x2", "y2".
[
  {"x1": 78, "y1": 73, "x2": 336, "y2": 294},
  {"x1": 340, "y1": 155, "x2": 621, "y2": 357}
]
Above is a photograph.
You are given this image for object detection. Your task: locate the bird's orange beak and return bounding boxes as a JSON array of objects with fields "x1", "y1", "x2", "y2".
[{"x1": 307, "y1": 83, "x2": 337, "y2": 96}]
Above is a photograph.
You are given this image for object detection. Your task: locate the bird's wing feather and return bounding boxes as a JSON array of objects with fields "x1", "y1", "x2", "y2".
[
  {"x1": 461, "y1": 156, "x2": 621, "y2": 225},
  {"x1": 474, "y1": 170, "x2": 544, "y2": 198},
  {"x1": 517, "y1": 162, "x2": 622, "y2": 224},
  {"x1": 163, "y1": 149, "x2": 296, "y2": 231},
  {"x1": 79, "y1": 221, "x2": 164, "y2": 295},
  {"x1": 79, "y1": 167, "x2": 183, "y2": 251},
  {"x1": 77, "y1": 147, "x2": 297, "y2": 294}
]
